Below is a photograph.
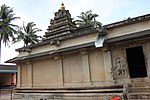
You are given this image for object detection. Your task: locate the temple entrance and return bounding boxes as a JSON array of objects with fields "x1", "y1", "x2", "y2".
[{"x1": 126, "y1": 46, "x2": 147, "y2": 78}]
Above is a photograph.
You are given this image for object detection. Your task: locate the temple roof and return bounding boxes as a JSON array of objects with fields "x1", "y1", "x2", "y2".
[
  {"x1": 6, "y1": 28, "x2": 150, "y2": 63},
  {"x1": 44, "y1": 2, "x2": 77, "y2": 40},
  {"x1": 13, "y1": 4, "x2": 150, "y2": 52},
  {"x1": 14, "y1": 13, "x2": 150, "y2": 52}
]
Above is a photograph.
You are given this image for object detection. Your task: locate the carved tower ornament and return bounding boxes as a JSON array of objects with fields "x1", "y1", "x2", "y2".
[{"x1": 113, "y1": 56, "x2": 127, "y2": 78}]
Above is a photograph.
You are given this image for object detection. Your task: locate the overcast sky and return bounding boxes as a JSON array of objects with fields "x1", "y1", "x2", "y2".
[{"x1": 0, "y1": 0, "x2": 150, "y2": 64}]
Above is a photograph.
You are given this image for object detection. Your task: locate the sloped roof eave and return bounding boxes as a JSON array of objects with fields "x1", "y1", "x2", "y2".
[{"x1": 6, "y1": 41, "x2": 96, "y2": 63}]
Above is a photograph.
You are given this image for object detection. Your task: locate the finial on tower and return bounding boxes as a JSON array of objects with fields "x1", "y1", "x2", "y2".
[{"x1": 60, "y1": 1, "x2": 65, "y2": 10}]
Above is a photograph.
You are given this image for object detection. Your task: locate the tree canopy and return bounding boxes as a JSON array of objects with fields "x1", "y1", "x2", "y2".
[
  {"x1": 0, "y1": 4, "x2": 20, "y2": 46},
  {"x1": 75, "y1": 10, "x2": 102, "y2": 27},
  {"x1": 14, "y1": 22, "x2": 42, "y2": 47}
]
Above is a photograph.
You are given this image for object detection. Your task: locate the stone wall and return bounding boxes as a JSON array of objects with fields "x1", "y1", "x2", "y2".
[
  {"x1": 110, "y1": 38, "x2": 150, "y2": 85},
  {"x1": 32, "y1": 58, "x2": 62, "y2": 87},
  {"x1": 18, "y1": 48, "x2": 113, "y2": 89}
]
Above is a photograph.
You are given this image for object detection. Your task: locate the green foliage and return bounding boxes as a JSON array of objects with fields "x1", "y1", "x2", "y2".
[
  {"x1": 75, "y1": 10, "x2": 102, "y2": 27},
  {"x1": 0, "y1": 4, "x2": 20, "y2": 46},
  {"x1": 14, "y1": 22, "x2": 42, "y2": 47}
]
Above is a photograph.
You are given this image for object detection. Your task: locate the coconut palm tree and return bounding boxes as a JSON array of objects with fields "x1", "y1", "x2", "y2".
[
  {"x1": 75, "y1": 10, "x2": 102, "y2": 27},
  {"x1": 0, "y1": 4, "x2": 20, "y2": 62},
  {"x1": 14, "y1": 22, "x2": 42, "y2": 47},
  {"x1": 0, "y1": 4, "x2": 20, "y2": 45}
]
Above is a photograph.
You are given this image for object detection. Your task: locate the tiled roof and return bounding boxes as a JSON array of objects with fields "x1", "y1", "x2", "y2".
[{"x1": 0, "y1": 64, "x2": 16, "y2": 70}]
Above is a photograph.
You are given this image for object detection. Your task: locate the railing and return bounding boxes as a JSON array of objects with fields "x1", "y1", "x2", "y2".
[{"x1": 0, "y1": 89, "x2": 14, "y2": 100}]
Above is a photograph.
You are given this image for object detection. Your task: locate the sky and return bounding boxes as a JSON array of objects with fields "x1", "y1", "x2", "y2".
[{"x1": 0, "y1": 0, "x2": 150, "y2": 64}]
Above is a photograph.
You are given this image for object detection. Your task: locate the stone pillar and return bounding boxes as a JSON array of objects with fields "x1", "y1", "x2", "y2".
[
  {"x1": 17, "y1": 64, "x2": 21, "y2": 87},
  {"x1": 103, "y1": 50, "x2": 114, "y2": 83},
  {"x1": 80, "y1": 49, "x2": 91, "y2": 84}
]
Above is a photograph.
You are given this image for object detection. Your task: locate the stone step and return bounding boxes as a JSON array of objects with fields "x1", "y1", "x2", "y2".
[
  {"x1": 128, "y1": 93, "x2": 150, "y2": 100},
  {"x1": 131, "y1": 78, "x2": 150, "y2": 87},
  {"x1": 13, "y1": 93, "x2": 124, "y2": 100},
  {"x1": 133, "y1": 83, "x2": 150, "y2": 87},
  {"x1": 15, "y1": 88, "x2": 123, "y2": 93},
  {"x1": 129, "y1": 87, "x2": 150, "y2": 93}
]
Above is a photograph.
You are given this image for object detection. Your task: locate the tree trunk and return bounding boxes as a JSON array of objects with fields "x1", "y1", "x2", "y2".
[{"x1": 0, "y1": 41, "x2": 1, "y2": 63}]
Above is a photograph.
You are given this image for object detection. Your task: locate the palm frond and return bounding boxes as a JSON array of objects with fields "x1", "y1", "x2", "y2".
[
  {"x1": 14, "y1": 22, "x2": 42, "y2": 47},
  {"x1": 0, "y1": 4, "x2": 20, "y2": 46},
  {"x1": 75, "y1": 10, "x2": 101, "y2": 27}
]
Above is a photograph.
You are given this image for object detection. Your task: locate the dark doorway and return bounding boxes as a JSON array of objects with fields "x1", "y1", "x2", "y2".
[{"x1": 126, "y1": 46, "x2": 147, "y2": 78}]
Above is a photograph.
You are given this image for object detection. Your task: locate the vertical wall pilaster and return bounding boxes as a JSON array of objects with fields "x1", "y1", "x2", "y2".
[
  {"x1": 143, "y1": 41, "x2": 150, "y2": 77},
  {"x1": 54, "y1": 56, "x2": 64, "y2": 86},
  {"x1": 81, "y1": 50, "x2": 91, "y2": 84},
  {"x1": 17, "y1": 64, "x2": 21, "y2": 87},
  {"x1": 103, "y1": 50, "x2": 114, "y2": 82},
  {"x1": 28, "y1": 61, "x2": 33, "y2": 87},
  {"x1": 59, "y1": 57, "x2": 64, "y2": 86}
]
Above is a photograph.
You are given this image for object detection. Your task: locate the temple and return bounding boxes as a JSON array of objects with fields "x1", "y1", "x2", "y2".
[{"x1": 7, "y1": 3, "x2": 150, "y2": 100}]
